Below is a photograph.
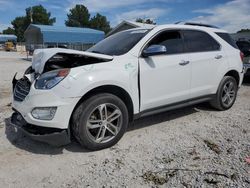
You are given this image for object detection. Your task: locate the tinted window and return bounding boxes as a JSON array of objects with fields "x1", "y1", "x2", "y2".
[
  {"x1": 236, "y1": 41, "x2": 250, "y2": 56},
  {"x1": 216, "y1": 32, "x2": 238, "y2": 49},
  {"x1": 148, "y1": 31, "x2": 184, "y2": 54},
  {"x1": 88, "y1": 29, "x2": 149, "y2": 56},
  {"x1": 183, "y1": 30, "x2": 220, "y2": 52},
  {"x1": 236, "y1": 41, "x2": 250, "y2": 49}
]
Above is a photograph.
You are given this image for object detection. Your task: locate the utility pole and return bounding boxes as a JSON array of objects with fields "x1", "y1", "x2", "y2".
[{"x1": 30, "y1": 7, "x2": 33, "y2": 23}]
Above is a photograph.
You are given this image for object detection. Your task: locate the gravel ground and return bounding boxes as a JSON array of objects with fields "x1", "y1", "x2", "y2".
[{"x1": 0, "y1": 51, "x2": 249, "y2": 188}]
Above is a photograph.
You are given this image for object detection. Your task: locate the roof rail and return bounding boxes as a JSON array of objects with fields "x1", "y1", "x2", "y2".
[{"x1": 175, "y1": 21, "x2": 219, "y2": 29}]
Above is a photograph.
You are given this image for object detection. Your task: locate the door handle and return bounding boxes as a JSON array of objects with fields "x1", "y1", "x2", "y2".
[
  {"x1": 215, "y1": 54, "x2": 223, "y2": 59},
  {"x1": 179, "y1": 60, "x2": 190, "y2": 66}
]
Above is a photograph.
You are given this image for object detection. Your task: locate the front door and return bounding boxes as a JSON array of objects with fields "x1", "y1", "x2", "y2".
[{"x1": 139, "y1": 30, "x2": 191, "y2": 111}]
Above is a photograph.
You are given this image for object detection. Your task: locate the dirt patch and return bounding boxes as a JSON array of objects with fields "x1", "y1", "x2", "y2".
[
  {"x1": 203, "y1": 139, "x2": 221, "y2": 154},
  {"x1": 142, "y1": 170, "x2": 177, "y2": 185},
  {"x1": 0, "y1": 89, "x2": 11, "y2": 99}
]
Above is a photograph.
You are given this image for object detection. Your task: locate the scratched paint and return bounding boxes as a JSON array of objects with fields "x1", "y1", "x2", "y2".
[
  {"x1": 125, "y1": 63, "x2": 136, "y2": 72},
  {"x1": 82, "y1": 65, "x2": 94, "y2": 71}
]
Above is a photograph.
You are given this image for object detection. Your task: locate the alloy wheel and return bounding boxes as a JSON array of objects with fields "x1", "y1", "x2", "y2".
[
  {"x1": 86, "y1": 103, "x2": 123, "y2": 143},
  {"x1": 221, "y1": 80, "x2": 236, "y2": 107}
]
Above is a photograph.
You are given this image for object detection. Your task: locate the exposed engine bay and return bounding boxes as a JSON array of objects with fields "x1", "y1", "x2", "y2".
[
  {"x1": 31, "y1": 48, "x2": 114, "y2": 74},
  {"x1": 43, "y1": 53, "x2": 111, "y2": 73},
  {"x1": 12, "y1": 48, "x2": 114, "y2": 90}
]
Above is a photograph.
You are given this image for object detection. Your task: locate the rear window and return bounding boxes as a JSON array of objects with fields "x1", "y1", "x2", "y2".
[
  {"x1": 182, "y1": 30, "x2": 220, "y2": 53},
  {"x1": 236, "y1": 41, "x2": 250, "y2": 48},
  {"x1": 215, "y1": 32, "x2": 238, "y2": 49}
]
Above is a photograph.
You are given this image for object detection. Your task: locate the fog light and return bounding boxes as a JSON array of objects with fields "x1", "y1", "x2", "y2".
[{"x1": 31, "y1": 107, "x2": 57, "y2": 120}]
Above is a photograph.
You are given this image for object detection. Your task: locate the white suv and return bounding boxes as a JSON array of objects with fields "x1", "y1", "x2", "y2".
[{"x1": 11, "y1": 23, "x2": 244, "y2": 150}]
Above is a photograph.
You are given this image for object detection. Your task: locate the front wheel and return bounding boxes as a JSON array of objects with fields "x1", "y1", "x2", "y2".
[
  {"x1": 72, "y1": 93, "x2": 129, "y2": 150},
  {"x1": 210, "y1": 76, "x2": 238, "y2": 110}
]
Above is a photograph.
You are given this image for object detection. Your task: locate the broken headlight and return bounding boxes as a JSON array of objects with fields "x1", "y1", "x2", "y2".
[{"x1": 35, "y1": 69, "x2": 70, "y2": 89}]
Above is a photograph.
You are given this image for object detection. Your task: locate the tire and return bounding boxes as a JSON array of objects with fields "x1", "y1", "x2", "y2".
[
  {"x1": 72, "y1": 93, "x2": 129, "y2": 150},
  {"x1": 210, "y1": 76, "x2": 238, "y2": 111}
]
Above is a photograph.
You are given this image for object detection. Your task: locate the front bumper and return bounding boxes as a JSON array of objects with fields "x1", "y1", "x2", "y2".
[
  {"x1": 11, "y1": 75, "x2": 81, "y2": 146},
  {"x1": 10, "y1": 111, "x2": 71, "y2": 146},
  {"x1": 12, "y1": 80, "x2": 80, "y2": 129}
]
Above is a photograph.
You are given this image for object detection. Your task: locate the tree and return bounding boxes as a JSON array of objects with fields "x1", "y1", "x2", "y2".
[
  {"x1": 2, "y1": 27, "x2": 15, "y2": 35},
  {"x1": 26, "y1": 5, "x2": 56, "y2": 25},
  {"x1": 237, "y1": 29, "x2": 250, "y2": 33},
  {"x1": 65, "y1": 5, "x2": 90, "y2": 27},
  {"x1": 11, "y1": 16, "x2": 27, "y2": 41},
  {"x1": 136, "y1": 18, "x2": 156, "y2": 25},
  {"x1": 65, "y1": 5, "x2": 111, "y2": 33},
  {"x1": 8, "y1": 5, "x2": 55, "y2": 41},
  {"x1": 136, "y1": 18, "x2": 144, "y2": 23},
  {"x1": 89, "y1": 13, "x2": 111, "y2": 34}
]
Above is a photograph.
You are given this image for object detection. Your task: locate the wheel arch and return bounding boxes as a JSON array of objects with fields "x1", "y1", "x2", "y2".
[
  {"x1": 224, "y1": 70, "x2": 240, "y2": 86},
  {"x1": 70, "y1": 85, "x2": 134, "y2": 126}
]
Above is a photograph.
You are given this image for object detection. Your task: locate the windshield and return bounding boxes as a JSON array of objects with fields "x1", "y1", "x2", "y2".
[{"x1": 88, "y1": 29, "x2": 150, "y2": 56}]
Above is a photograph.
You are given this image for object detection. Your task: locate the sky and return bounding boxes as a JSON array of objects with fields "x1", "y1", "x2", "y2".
[{"x1": 0, "y1": 0, "x2": 250, "y2": 33}]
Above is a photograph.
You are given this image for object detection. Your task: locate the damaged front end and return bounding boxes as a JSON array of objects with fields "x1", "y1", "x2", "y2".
[
  {"x1": 10, "y1": 48, "x2": 113, "y2": 146},
  {"x1": 11, "y1": 72, "x2": 71, "y2": 146},
  {"x1": 10, "y1": 111, "x2": 71, "y2": 146}
]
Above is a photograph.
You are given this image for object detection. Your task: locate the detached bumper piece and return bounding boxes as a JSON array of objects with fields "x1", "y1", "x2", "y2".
[{"x1": 10, "y1": 112, "x2": 71, "y2": 146}]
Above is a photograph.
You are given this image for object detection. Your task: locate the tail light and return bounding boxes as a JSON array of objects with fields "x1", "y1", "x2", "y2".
[{"x1": 240, "y1": 51, "x2": 244, "y2": 62}]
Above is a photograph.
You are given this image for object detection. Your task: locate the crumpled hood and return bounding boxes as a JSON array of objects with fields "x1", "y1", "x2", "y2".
[{"x1": 32, "y1": 48, "x2": 113, "y2": 74}]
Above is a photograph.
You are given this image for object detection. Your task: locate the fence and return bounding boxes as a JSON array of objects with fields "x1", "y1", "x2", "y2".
[{"x1": 25, "y1": 43, "x2": 94, "y2": 52}]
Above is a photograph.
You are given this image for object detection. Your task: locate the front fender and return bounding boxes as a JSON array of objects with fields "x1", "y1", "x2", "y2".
[{"x1": 52, "y1": 63, "x2": 140, "y2": 114}]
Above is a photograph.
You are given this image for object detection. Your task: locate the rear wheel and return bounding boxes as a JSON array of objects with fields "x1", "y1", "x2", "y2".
[
  {"x1": 72, "y1": 93, "x2": 129, "y2": 150},
  {"x1": 210, "y1": 76, "x2": 238, "y2": 110}
]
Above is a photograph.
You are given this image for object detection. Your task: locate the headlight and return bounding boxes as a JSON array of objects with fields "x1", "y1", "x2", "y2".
[{"x1": 35, "y1": 69, "x2": 70, "y2": 89}]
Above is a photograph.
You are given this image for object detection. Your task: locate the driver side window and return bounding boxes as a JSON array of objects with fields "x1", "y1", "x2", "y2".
[{"x1": 148, "y1": 30, "x2": 184, "y2": 54}]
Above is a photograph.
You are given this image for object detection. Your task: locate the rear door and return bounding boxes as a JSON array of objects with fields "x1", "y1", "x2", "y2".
[{"x1": 181, "y1": 30, "x2": 227, "y2": 98}]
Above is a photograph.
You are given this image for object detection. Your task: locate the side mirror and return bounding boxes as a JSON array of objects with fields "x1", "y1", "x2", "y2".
[{"x1": 142, "y1": 45, "x2": 167, "y2": 57}]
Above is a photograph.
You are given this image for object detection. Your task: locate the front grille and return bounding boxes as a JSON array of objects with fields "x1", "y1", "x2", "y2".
[{"x1": 14, "y1": 77, "x2": 31, "y2": 102}]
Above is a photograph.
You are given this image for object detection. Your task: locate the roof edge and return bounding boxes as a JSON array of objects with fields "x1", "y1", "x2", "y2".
[{"x1": 29, "y1": 24, "x2": 104, "y2": 34}]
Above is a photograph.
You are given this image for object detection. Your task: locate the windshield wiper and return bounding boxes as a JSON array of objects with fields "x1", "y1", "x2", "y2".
[{"x1": 90, "y1": 50, "x2": 105, "y2": 55}]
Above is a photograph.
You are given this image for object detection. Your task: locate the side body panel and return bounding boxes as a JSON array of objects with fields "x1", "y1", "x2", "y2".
[
  {"x1": 139, "y1": 54, "x2": 191, "y2": 111},
  {"x1": 188, "y1": 50, "x2": 228, "y2": 98}
]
